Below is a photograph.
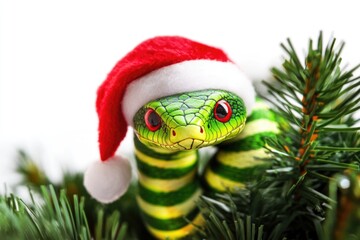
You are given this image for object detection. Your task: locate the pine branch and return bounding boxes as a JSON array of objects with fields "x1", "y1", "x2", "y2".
[
  {"x1": 198, "y1": 193, "x2": 265, "y2": 240},
  {"x1": 0, "y1": 185, "x2": 127, "y2": 240},
  {"x1": 199, "y1": 32, "x2": 360, "y2": 240},
  {"x1": 16, "y1": 150, "x2": 50, "y2": 187},
  {"x1": 262, "y1": 31, "x2": 360, "y2": 239},
  {"x1": 13, "y1": 150, "x2": 151, "y2": 240}
]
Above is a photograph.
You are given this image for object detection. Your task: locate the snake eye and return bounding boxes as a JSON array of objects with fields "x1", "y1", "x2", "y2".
[
  {"x1": 145, "y1": 109, "x2": 162, "y2": 131},
  {"x1": 214, "y1": 100, "x2": 232, "y2": 123}
]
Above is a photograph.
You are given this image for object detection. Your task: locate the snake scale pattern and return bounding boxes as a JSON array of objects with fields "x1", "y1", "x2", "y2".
[{"x1": 131, "y1": 89, "x2": 279, "y2": 239}]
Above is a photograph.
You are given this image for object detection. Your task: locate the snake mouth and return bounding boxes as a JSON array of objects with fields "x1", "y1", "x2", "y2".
[
  {"x1": 137, "y1": 123, "x2": 245, "y2": 151},
  {"x1": 175, "y1": 138, "x2": 205, "y2": 150},
  {"x1": 137, "y1": 137, "x2": 205, "y2": 151}
]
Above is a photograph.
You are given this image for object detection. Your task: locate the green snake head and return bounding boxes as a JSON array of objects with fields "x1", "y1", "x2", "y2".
[{"x1": 133, "y1": 90, "x2": 247, "y2": 151}]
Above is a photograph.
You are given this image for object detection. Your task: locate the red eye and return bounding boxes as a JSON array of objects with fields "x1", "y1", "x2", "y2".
[
  {"x1": 144, "y1": 109, "x2": 162, "y2": 131},
  {"x1": 214, "y1": 100, "x2": 232, "y2": 122}
]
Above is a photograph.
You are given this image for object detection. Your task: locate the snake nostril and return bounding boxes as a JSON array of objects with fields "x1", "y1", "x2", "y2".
[
  {"x1": 172, "y1": 130, "x2": 176, "y2": 136},
  {"x1": 200, "y1": 127, "x2": 203, "y2": 133}
]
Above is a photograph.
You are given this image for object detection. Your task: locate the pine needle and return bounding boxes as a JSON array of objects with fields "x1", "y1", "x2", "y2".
[{"x1": 0, "y1": 185, "x2": 129, "y2": 240}]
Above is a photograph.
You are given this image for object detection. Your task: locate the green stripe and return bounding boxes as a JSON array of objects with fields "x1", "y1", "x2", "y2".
[
  {"x1": 138, "y1": 180, "x2": 200, "y2": 206},
  {"x1": 221, "y1": 131, "x2": 277, "y2": 151},
  {"x1": 134, "y1": 136, "x2": 196, "y2": 160},
  {"x1": 142, "y1": 207, "x2": 199, "y2": 231},
  {"x1": 134, "y1": 136, "x2": 173, "y2": 160},
  {"x1": 209, "y1": 158, "x2": 270, "y2": 182},
  {"x1": 136, "y1": 156, "x2": 197, "y2": 179}
]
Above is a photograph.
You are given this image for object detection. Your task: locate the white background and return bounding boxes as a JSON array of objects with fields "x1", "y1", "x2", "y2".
[{"x1": 1, "y1": 0, "x2": 360, "y2": 191}]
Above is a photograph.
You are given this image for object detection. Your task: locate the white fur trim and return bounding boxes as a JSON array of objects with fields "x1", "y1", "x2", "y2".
[
  {"x1": 122, "y1": 60, "x2": 255, "y2": 126},
  {"x1": 84, "y1": 156, "x2": 132, "y2": 203}
]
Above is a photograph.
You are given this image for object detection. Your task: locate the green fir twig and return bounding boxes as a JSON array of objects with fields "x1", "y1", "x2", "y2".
[
  {"x1": 11, "y1": 151, "x2": 149, "y2": 240},
  {"x1": 199, "y1": 31, "x2": 360, "y2": 240},
  {"x1": 0, "y1": 185, "x2": 128, "y2": 240}
]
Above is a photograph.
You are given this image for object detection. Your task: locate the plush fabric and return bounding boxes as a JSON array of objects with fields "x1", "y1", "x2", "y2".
[
  {"x1": 84, "y1": 156, "x2": 131, "y2": 203},
  {"x1": 123, "y1": 60, "x2": 255, "y2": 127}
]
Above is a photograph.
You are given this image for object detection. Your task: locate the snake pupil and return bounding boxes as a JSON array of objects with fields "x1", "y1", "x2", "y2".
[
  {"x1": 214, "y1": 100, "x2": 232, "y2": 123},
  {"x1": 145, "y1": 109, "x2": 161, "y2": 131}
]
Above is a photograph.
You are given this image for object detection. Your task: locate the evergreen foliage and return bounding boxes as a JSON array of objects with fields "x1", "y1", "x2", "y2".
[
  {"x1": 7, "y1": 150, "x2": 151, "y2": 240},
  {"x1": 0, "y1": 185, "x2": 127, "y2": 240},
  {"x1": 200, "y1": 31, "x2": 360, "y2": 240}
]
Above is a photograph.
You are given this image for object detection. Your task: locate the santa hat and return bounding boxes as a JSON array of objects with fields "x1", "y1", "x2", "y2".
[{"x1": 84, "y1": 36, "x2": 255, "y2": 203}]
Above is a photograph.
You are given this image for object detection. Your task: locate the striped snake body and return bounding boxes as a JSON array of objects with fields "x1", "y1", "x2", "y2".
[{"x1": 132, "y1": 89, "x2": 279, "y2": 239}]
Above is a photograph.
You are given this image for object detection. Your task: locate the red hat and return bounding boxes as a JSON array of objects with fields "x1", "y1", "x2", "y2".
[{"x1": 84, "y1": 36, "x2": 255, "y2": 203}]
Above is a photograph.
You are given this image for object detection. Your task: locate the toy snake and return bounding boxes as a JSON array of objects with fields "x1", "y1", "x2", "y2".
[
  {"x1": 133, "y1": 90, "x2": 278, "y2": 238},
  {"x1": 84, "y1": 36, "x2": 279, "y2": 239}
]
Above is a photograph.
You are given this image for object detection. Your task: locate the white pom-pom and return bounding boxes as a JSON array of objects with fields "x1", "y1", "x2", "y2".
[{"x1": 84, "y1": 156, "x2": 132, "y2": 203}]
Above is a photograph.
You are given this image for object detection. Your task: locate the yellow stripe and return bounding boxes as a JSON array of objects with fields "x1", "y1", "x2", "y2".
[
  {"x1": 136, "y1": 189, "x2": 202, "y2": 219},
  {"x1": 217, "y1": 148, "x2": 270, "y2": 168},
  {"x1": 146, "y1": 142, "x2": 179, "y2": 154},
  {"x1": 238, "y1": 119, "x2": 279, "y2": 139},
  {"x1": 138, "y1": 169, "x2": 196, "y2": 192},
  {"x1": 146, "y1": 213, "x2": 204, "y2": 239},
  {"x1": 135, "y1": 149, "x2": 197, "y2": 168},
  {"x1": 204, "y1": 168, "x2": 244, "y2": 192}
]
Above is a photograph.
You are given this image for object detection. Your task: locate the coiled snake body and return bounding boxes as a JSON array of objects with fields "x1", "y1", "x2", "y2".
[{"x1": 132, "y1": 89, "x2": 279, "y2": 239}]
